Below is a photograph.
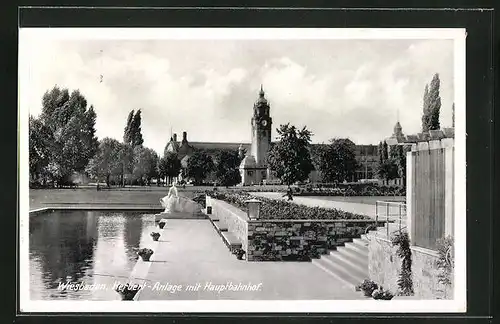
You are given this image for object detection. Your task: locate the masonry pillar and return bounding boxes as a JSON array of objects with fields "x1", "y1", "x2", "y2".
[
  {"x1": 443, "y1": 138, "x2": 455, "y2": 237},
  {"x1": 406, "y1": 146, "x2": 416, "y2": 244}
]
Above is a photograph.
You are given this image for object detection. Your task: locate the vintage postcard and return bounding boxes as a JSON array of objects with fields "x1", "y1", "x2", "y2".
[{"x1": 19, "y1": 27, "x2": 466, "y2": 313}]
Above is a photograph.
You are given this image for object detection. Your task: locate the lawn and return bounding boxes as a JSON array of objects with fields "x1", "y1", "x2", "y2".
[{"x1": 28, "y1": 186, "x2": 209, "y2": 210}]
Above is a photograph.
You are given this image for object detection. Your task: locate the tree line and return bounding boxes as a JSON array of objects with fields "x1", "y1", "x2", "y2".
[
  {"x1": 29, "y1": 86, "x2": 245, "y2": 188},
  {"x1": 266, "y1": 73, "x2": 452, "y2": 187},
  {"x1": 30, "y1": 73, "x2": 451, "y2": 188}
]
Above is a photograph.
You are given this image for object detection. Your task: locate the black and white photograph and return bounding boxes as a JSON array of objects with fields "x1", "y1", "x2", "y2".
[{"x1": 19, "y1": 28, "x2": 466, "y2": 313}]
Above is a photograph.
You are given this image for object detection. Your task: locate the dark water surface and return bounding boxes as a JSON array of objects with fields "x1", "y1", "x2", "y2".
[{"x1": 29, "y1": 210, "x2": 157, "y2": 300}]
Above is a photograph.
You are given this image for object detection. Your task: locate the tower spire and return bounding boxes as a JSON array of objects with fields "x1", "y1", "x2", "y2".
[{"x1": 259, "y1": 84, "x2": 264, "y2": 97}]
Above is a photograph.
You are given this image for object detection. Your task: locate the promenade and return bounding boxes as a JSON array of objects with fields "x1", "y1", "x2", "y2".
[
  {"x1": 250, "y1": 192, "x2": 405, "y2": 219},
  {"x1": 135, "y1": 219, "x2": 362, "y2": 300}
]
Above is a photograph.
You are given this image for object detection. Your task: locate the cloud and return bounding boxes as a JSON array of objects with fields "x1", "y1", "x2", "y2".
[{"x1": 21, "y1": 37, "x2": 455, "y2": 154}]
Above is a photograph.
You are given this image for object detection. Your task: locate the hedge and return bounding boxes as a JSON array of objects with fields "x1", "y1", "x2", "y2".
[{"x1": 209, "y1": 191, "x2": 370, "y2": 220}]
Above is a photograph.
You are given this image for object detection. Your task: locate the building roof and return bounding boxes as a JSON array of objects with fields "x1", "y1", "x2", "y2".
[{"x1": 188, "y1": 142, "x2": 252, "y2": 151}]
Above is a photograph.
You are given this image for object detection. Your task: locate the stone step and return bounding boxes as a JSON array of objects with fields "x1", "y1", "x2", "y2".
[
  {"x1": 215, "y1": 222, "x2": 228, "y2": 232},
  {"x1": 331, "y1": 248, "x2": 368, "y2": 269},
  {"x1": 312, "y1": 257, "x2": 366, "y2": 288},
  {"x1": 337, "y1": 245, "x2": 367, "y2": 261},
  {"x1": 344, "y1": 241, "x2": 369, "y2": 255},
  {"x1": 352, "y1": 238, "x2": 369, "y2": 249},
  {"x1": 221, "y1": 231, "x2": 242, "y2": 252},
  {"x1": 208, "y1": 214, "x2": 220, "y2": 222},
  {"x1": 325, "y1": 252, "x2": 368, "y2": 278}
]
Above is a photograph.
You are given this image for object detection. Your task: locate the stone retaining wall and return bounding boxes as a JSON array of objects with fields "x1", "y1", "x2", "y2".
[
  {"x1": 211, "y1": 199, "x2": 249, "y2": 250},
  {"x1": 247, "y1": 219, "x2": 379, "y2": 261},
  {"x1": 209, "y1": 197, "x2": 381, "y2": 262},
  {"x1": 368, "y1": 234, "x2": 453, "y2": 299}
]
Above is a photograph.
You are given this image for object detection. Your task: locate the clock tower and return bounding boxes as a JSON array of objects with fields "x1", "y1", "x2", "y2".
[{"x1": 251, "y1": 85, "x2": 273, "y2": 179}]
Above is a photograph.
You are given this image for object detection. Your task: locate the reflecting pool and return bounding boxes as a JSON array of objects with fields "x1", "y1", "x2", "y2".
[{"x1": 29, "y1": 210, "x2": 157, "y2": 300}]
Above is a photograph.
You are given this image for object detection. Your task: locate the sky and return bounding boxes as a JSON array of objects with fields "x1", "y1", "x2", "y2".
[{"x1": 22, "y1": 35, "x2": 455, "y2": 155}]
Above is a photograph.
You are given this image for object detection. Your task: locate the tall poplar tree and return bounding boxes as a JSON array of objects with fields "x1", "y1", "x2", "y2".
[
  {"x1": 123, "y1": 110, "x2": 135, "y2": 143},
  {"x1": 421, "y1": 84, "x2": 430, "y2": 132},
  {"x1": 428, "y1": 73, "x2": 442, "y2": 130}
]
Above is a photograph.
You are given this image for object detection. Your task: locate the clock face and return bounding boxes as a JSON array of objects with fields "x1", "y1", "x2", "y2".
[{"x1": 261, "y1": 119, "x2": 268, "y2": 127}]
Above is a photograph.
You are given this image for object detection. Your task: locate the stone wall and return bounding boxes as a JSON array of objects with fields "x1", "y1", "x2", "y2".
[
  {"x1": 247, "y1": 219, "x2": 380, "y2": 261},
  {"x1": 368, "y1": 234, "x2": 453, "y2": 299},
  {"x1": 209, "y1": 198, "x2": 381, "y2": 262},
  {"x1": 211, "y1": 199, "x2": 249, "y2": 250}
]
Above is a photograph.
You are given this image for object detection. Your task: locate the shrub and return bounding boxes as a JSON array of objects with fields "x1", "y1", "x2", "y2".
[
  {"x1": 372, "y1": 287, "x2": 394, "y2": 300},
  {"x1": 295, "y1": 183, "x2": 405, "y2": 197},
  {"x1": 210, "y1": 191, "x2": 369, "y2": 220},
  {"x1": 356, "y1": 279, "x2": 379, "y2": 297},
  {"x1": 137, "y1": 248, "x2": 154, "y2": 261},
  {"x1": 436, "y1": 236, "x2": 454, "y2": 287},
  {"x1": 115, "y1": 283, "x2": 141, "y2": 301},
  {"x1": 391, "y1": 231, "x2": 414, "y2": 296},
  {"x1": 235, "y1": 248, "x2": 246, "y2": 260}
]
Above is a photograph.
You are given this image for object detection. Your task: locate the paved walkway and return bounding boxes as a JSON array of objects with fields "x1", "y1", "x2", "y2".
[
  {"x1": 251, "y1": 192, "x2": 377, "y2": 218},
  {"x1": 251, "y1": 192, "x2": 405, "y2": 219},
  {"x1": 136, "y1": 219, "x2": 362, "y2": 300}
]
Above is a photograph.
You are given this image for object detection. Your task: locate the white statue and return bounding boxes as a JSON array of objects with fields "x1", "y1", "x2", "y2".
[
  {"x1": 160, "y1": 180, "x2": 180, "y2": 213},
  {"x1": 159, "y1": 179, "x2": 203, "y2": 215}
]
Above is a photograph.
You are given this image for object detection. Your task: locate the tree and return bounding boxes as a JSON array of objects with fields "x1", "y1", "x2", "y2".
[
  {"x1": 317, "y1": 138, "x2": 358, "y2": 183},
  {"x1": 421, "y1": 84, "x2": 431, "y2": 132},
  {"x1": 123, "y1": 109, "x2": 144, "y2": 147},
  {"x1": 215, "y1": 149, "x2": 242, "y2": 187},
  {"x1": 382, "y1": 141, "x2": 389, "y2": 161},
  {"x1": 118, "y1": 143, "x2": 134, "y2": 186},
  {"x1": 38, "y1": 86, "x2": 98, "y2": 185},
  {"x1": 123, "y1": 110, "x2": 135, "y2": 143},
  {"x1": 185, "y1": 151, "x2": 214, "y2": 185},
  {"x1": 157, "y1": 156, "x2": 168, "y2": 185},
  {"x1": 132, "y1": 146, "x2": 159, "y2": 185},
  {"x1": 377, "y1": 141, "x2": 385, "y2": 163},
  {"x1": 422, "y1": 74, "x2": 442, "y2": 132},
  {"x1": 395, "y1": 145, "x2": 408, "y2": 183},
  {"x1": 428, "y1": 73, "x2": 442, "y2": 130},
  {"x1": 146, "y1": 150, "x2": 159, "y2": 184},
  {"x1": 29, "y1": 116, "x2": 54, "y2": 183},
  {"x1": 163, "y1": 152, "x2": 182, "y2": 184},
  {"x1": 86, "y1": 137, "x2": 122, "y2": 187},
  {"x1": 131, "y1": 110, "x2": 144, "y2": 147},
  {"x1": 267, "y1": 123, "x2": 314, "y2": 186},
  {"x1": 377, "y1": 160, "x2": 399, "y2": 182}
]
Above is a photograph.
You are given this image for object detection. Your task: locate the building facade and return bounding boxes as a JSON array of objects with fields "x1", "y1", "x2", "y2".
[
  {"x1": 164, "y1": 86, "x2": 383, "y2": 185},
  {"x1": 239, "y1": 86, "x2": 274, "y2": 185}
]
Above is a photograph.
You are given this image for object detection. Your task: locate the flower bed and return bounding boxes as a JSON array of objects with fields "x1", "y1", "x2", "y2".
[
  {"x1": 296, "y1": 184, "x2": 405, "y2": 197},
  {"x1": 211, "y1": 191, "x2": 369, "y2": 220}
]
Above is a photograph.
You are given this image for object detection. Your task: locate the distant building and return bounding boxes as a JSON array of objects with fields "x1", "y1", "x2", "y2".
[{"x1": 164, "y1": 86, "x2": 382, "y2": 185}]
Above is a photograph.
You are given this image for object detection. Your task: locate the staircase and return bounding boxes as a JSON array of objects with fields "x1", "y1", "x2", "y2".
[
  {"x1": 312, "y1": 234, "x2": 371, "y2": 287},
  {"x1": 312, "y1": 200, "x2": 407, "y2": 288}
]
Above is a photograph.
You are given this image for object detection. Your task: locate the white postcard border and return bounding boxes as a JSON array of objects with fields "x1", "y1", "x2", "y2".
[{"x1": 18, "y1": 27, "x2": 467, "y2": 313}]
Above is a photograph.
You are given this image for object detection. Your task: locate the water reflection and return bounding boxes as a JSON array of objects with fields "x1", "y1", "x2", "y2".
[{"x1": 29, "y1": 210, "x2": 155, "y2": 300}]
